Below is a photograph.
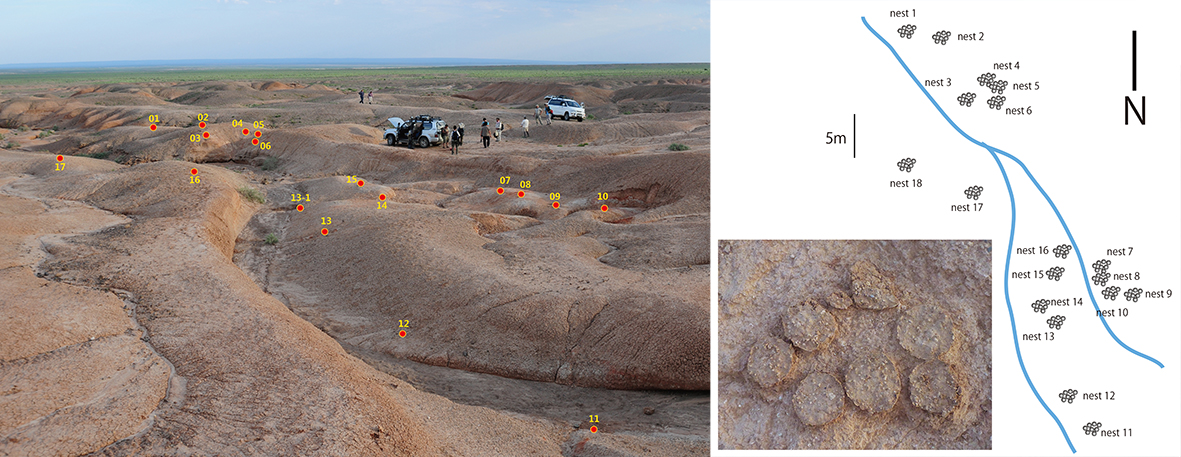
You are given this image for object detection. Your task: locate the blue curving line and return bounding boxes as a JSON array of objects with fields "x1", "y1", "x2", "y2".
[
  {"x1": 862, "y1": 14, "x2": 1164, "y2": 453},
  {"x1": 987, "y1": 146, "x2": 1164, "y2": 368}
]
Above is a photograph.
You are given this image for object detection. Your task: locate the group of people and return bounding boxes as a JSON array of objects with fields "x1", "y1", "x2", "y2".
[
  {"x1": 374, "y1": 96, "x2": 559, "y2": 154},
  {"x1": 358, "y1": 89, "x2": 373, "y2": 104},
  {"x1": 473, "y1": 104, "x2": 555, "y2": 148},
  {"x1": 437, "y1": 123, "x2": 464, "y2": 155}
]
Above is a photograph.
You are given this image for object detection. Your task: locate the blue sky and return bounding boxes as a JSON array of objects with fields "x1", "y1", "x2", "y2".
[{"x1": 3, "y1": 0, "x2": 709, "y2": 66}]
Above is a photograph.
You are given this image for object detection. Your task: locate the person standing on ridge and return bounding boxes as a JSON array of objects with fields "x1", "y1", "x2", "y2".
[
  {"x1": 480, "y1": 120, "x2": 491, "y2": 148},
  {"x1": 521, "y1": 116, "x2": 530, "y2": 138},
  {"x1": 494, "y1": 118, "x2": 503, "y2": 142},
  {"x1": 359, "y1": 89, "x2": 364, "y2": 103},
  {"x1": 534, "y1": 104, "x2": 543, "y2": 126},
  {"x1": 450, "y1": 127, "x2": 462, "y2": 155},
  {"x1": 367, "y1": 90, "x2": 373, "y2": 104}
]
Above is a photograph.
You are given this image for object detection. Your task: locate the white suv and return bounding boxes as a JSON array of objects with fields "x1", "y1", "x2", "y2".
[
  {"x1": 545, "y1": 96, "x2": 586, "y2": 122},
  {"x1": 385, "y1": 115, "x2": 447, "y2": 148}
]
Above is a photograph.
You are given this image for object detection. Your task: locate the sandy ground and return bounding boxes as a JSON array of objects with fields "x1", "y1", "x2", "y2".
[
  {"x1": 718, "y1": 240, "x2": 992, "y2": 450},
  {"x1": 0, "y1": 74, "x2": 708, "y2": 455}
]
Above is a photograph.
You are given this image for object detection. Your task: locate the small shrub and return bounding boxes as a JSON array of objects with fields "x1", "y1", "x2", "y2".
[
  {"x1": 586, "y1": 114, "x2": 596, "y2": 120},
  {"x1": 577, "y1": 142, "x2": 589, "y2": 147},
  {"x1": 264, "y1": 233, "x2": 279, "y2": 245},
  {"x1": 668, "y1": 143, "x2": 690, "y2": 151},
  {"x1": 238, "y1": 186, "x2": 266, "y2": 204},
  {"x1": 17, "y1": 125, "x2": 29, "y2": 132},
  {"x1": 3, "y1": 142, "x2": 19, "y2": 149},
  {"x1": 0, "y1": 133, "x2": 5, "y2": 141},
  {"x1": 622, "y1": 110, "x2": 633, "y2": 115},
  {"x1": 37, "y1": 130, "x2": 55, "y2": 139},
  {"x1": 82, "y1": 150, "x2": 112, "y2": 160},
  {"x1": 260, "y1": 156, "x2": 280, "y2": 171}
]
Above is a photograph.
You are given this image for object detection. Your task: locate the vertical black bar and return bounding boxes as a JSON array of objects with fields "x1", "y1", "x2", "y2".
[
  {"x1": 1132, "y1": 31, "x2": 1137, "y2": 91},
  {"x1": 853, "y1": 114, "x2": 856, "y2": 158}
]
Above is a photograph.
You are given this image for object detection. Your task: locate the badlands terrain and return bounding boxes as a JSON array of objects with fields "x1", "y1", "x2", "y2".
[{"x1": 0, "y1": 65, "x2": 709, "y2": 455}]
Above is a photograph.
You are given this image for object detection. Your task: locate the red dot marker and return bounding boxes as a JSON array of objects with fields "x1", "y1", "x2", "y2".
[
  {"x1": 202, "y1": 131, "x2": 210, "y2": 139},
  {"x1": 496, "y1": 187, "x2": 504, "y2": 195},
  {"x1": 198, "y1": 121, "x2": 206, "y2": 129},
  {"x1": 252, "y1": 138, "x2": 259, "y2": 145},
  {"x1": 601, "y1": 205, "x2": 609, "y2": 212},
  {"x1": 357, "y1": 179, "x2": 365, "y2": 187},
  {"x1": 296, "y1": 204, "x2": 304, "y2": 212},
  {"x1": 517, "y1": 190, "x2": 525, "y2": 198},
  {"x1": 398, "y1": 330, "x2": 407, "y2": 338},
  {"x1": 242, "y1": 128, "x2": 249, "y2": 135},
  {"x1": 190, "y1": 168, "x2": 198, "y2": 175},
  {"x1": 254, "y1": 130, "x2": 262, "y2": 138},
  {"x1": 321, "y1": 228, "x2": 329, "y2": 236},
  {"x1": 552, "y1": 202, "x2": 560, "y2": 209},
  {"x1": 149, "y1": 124, "x2": 157, "y2": 131},
  {"x1": 56, "y1": 155, "x2": 64, "y2": 162},
  {"x1": 590, "y1": 426, "x2": 598, "y2": 433},
  {"x1": 379, "y1": 193, "x2": 387, "y2": 201}
]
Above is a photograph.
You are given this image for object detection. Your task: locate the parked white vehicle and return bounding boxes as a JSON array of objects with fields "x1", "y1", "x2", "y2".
[
  {"x1": 384, "y1": 115, "x2": 447, "y2": 148},
  {"x1": 545, "y1": 95, "x2": 586, "y2": 122}
]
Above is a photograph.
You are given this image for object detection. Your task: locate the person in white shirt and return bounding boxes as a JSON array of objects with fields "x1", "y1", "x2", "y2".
[{"x1": 521, "y1": 116, "x2": 530, "y2": 138}]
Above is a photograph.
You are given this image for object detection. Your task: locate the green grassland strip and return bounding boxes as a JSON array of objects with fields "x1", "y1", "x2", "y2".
[{"x1": 0, "y1": 63, "x2": 710, "y2": 86}]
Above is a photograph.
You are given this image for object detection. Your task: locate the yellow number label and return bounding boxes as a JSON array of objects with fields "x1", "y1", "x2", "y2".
[
  {"x1": 189, "y1": 133, "x2": 200, "y2": 143},
  {"x1": 398, "y1": 320, "x2": 410, "y2": 328},
  {"x1": 232, "y1": 119, "x2": 242, "y2": 127},
  {"x1": 291, "y1": 194, "x2": 310, "y2": 202},
  {"x1": 588, "y1": 415, "x2": 599, "y2": 423},
  {"x1": 259, "y1": 141, "x2": 271, "y2": 150},
  {"x1": 55, "y1": 163, "x2": 65, "y2": 171},
  {"x1": 321, "y1": 217, "x2": 332, "y2": 225},
  {"x1": 597, "y1": 192, "x2": 609, "y2": 200},
  {"x1": 499, "y1": 176, "x2": 511, "y2": 185},
  {"x1": 253, "y1": 120, "x2": 265, "y2": 129},
  {"x1": 519, "y1": 180, "x2": 531, "y2": 189},
  {"x1": 549, "y1": 192, "x2": 560, "y2": 201},
  {"x1": 346, "y1": 175, "x2": 358, "y2": 183},
  {"x1": 378, "y1": 201, "x2": 387, "y2": 209},
  {"x1": 148, "y1": 114, "x2": 159, "y2": 123},
  {"x1": 196, "y1": 113, "x2": 208, "y2": 122},
  {"x1": 189, "y1": 175, "x2": 200, "y2": 184}
]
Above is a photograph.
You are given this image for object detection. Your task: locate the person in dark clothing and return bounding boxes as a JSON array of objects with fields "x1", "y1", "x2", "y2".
[
  {"x1": 408, "y1": 122, "x2": 423, "y2": 149},
  {"x1": 480, "y1": 122, "x2": 491, "y2": 148},
  {"x1": 450, "y1": 128, "x2": 461, "y2": 154},
  {"x1": 359, "y1": 89, "x2": 364, "y2": 103}
]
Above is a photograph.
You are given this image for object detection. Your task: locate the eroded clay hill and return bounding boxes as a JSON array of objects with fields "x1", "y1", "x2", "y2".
[
  {"x1": 0, "y1": 150, "x2": 706, "y2": 455},
  {"x1": 0, "y1": 74, "x2": 709, "y2": 455}
]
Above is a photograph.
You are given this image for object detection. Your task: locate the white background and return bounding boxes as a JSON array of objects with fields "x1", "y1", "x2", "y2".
[{"x1": 711, "y1": 1, "x2": 1181, "y2": 455}]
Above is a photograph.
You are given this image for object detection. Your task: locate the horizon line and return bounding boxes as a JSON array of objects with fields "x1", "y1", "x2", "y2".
[{"x1": 0, "y1": 58, "x2": 710, "y2": 72}]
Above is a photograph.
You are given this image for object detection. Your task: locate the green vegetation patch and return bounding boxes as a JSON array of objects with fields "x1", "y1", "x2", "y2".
[{"x1": 237, "y1": 186, "x2": 266, "y2": 204}]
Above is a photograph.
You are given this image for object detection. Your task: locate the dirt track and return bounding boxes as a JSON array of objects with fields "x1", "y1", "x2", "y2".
[{"x1": 0, "y1": 75, "x2": 709, "y2": 455}]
